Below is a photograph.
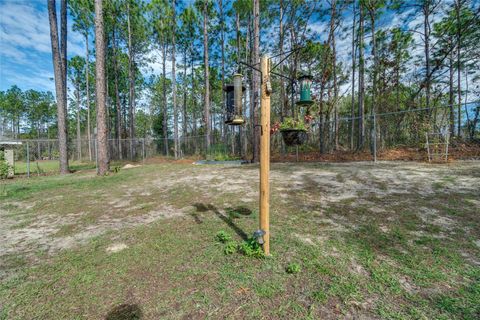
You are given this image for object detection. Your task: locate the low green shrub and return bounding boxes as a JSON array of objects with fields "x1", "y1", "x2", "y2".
[
  {"x1": 238, "y1": 237, "x2": 264, "y2": 258},
  {"x1": 0, "y1": 151, "x2": 11, "y2": 179},
  {"x1": 216, "y1": 231, "x2": 264, "y2": 258}
]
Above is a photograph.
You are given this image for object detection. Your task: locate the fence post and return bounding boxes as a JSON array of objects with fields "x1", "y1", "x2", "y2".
[
  {"x1": 142, "y1": 138, "x2": 145, "y2": 163},
  {"x1": 26, "y1": 141, "x2": 30, "y2": 178},
  {"x1": 95, "y1": 139, "x2": 98, "y2": 174},
  {"x1": 373, "y1": 114, "x2": 377, "y2": 163}
]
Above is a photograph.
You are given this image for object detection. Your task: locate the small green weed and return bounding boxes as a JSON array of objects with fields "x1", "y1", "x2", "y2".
[
  {"x1": 238, "y1": 237, "x2": 264, "y2": 258},
  {"x1": 286, "y1": 262, "x2": 301, "y2": 274},
  {"x1": 215, "y1": 230, "x2": 232, "y2": 243},
  {"x1": 312, "y1": 290, "x2": 328, "y2": 303},
  {"x1": 224, "y1": 242, "x2": 237, "y2": 255}
]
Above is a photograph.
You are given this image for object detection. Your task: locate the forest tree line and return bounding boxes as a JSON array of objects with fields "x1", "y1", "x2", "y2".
[{"x1": 1, "y1": 0, "x2": 479, "y2": 173}]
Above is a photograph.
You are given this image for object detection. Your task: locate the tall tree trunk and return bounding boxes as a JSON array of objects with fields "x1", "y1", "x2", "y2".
[
  {"x1": 60, "y1": 0, "x2": 67, "y2": 94},
  {"x1": 449, "y1": 49, "x2": 455, "y2": 137},
  {"x1": 327, "y1": 81, "x2": 333, "y2": 151},
  {"x1": 319, "y1": 81, "x2": 325, "y2": 154},
  {"x1": 330, "y1": 0, "x2": 339, "y2": 150},
  {"x1": 219, "y1": 0, "x2": 226, "y2": 143},
  {"x1": 113, "y1": 27, "x2": 123, "y2": 159},
  {"x1": 350, "y1": 0, "x2": 356, "y2": 150},
  {"x1": 279, "y1": 0, "x2": 286, "y2": 157},
  {"x1": 105, "y1": 58, "x2": 110, "y2": 140},
  {"x1": 395, "y1": 49, "x2": 400, "y2": 110},
  {"x1": 279, "y1": 9, "x2": 285, "y2": 118},
  {"x1": 190, "y1": 38, "x2": 196, "y2": 152},
  {"x1": 76, "y1": 83, "x2": 82, "y2": 161},
  {"x1": 60, "y1": 0, "x2": 68, "y2": 158},
  {"x1": 369, "y1": 11, "x2": 377, "y2": 155},
  {"x1": 357, "y1": 3, "x2": 365, "y2": 150},
  {"x1": 94, "y1": 0, "x2": 109, "y2": 175},
  {"x1": 127, "y1": 1, "x2": 135, "y2": 159},
  {"x1": 47, "y1": 0, "x2": 69, "y2": 174},
  {"x1": 252, "y1": 0, "x2": 260, "y2": 162},
  {"x1": 423, "y1": 4, "x2": 431, "y2": 112},
  {"x1": 455, "y1": 0, "x2": 462, "y2": 136},
  {"x1": 172, "y1": 0, "x2": 178, "y2": 158},
  {"x1": 191, "y1": 48, "x2": 196, "y2": 153},
  {"x1": 183, "y1": 48, "x2": 188, "y2": 140},
  {"x1": 162, "y1": 41, "x2": 169, "y2": 156},
  {"x1": 248, "y1": 16, "x2": 254, "y2": 158},
  {"x1": 85, "y1": 33, "x2": 92, "y2": 161},
  {"x1": 203, "y1": 1, "x2": 211, "y2": 151}
]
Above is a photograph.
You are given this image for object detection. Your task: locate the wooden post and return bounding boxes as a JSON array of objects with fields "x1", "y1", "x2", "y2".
[
  {"x1": 373, "y1": 114, "x2": 377, "y2": 163},
  {"x1": 26, "y1": 142, "x2": 30, "y2": 178},
  {"x1": 260, "y1": 55, "x2": 271, "y2": 255}
]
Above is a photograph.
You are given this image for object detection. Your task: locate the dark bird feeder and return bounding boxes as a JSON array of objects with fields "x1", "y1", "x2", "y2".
[
  {"x1": 225, "y1": 73, "x2": 245, "y2": 125},
  {"x1": 295, "y1": 74, "x2": 314, "y2": 107}
]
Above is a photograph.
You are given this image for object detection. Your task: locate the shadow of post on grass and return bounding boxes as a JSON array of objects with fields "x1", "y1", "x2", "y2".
[{"x1": 193, "y1": 203, "x2": 250, "y2": 241}]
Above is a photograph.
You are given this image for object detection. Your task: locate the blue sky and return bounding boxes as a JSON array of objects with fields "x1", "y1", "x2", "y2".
[
  {"x1": 0, "y1": 0, "x2": 378, "y2": 93},
  {"x1": 0, "y1": 0, "x2": 474, "y2": 100},
  {"x1": 0, "y1": 0, "x2": 429, "y2": 93},
  {"x1": 0, "y1": 0, "x2": 85, "y2": 92}
]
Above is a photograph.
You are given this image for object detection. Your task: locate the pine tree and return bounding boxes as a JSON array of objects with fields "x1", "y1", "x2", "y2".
[{"x1": 47, "y1": 0, "x2": 69, "y2": 174}]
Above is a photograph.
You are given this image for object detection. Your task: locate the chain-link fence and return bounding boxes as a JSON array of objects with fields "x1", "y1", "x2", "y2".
[
  {"x1": 8, "y1": 131, "x2": 247, "y2": 176},
  {"x1": 274, "y1": 101, "x2": 479, "y2": 161},
  {"x1": 3, "y1": 101, "x2": 479, "y2": 177}
]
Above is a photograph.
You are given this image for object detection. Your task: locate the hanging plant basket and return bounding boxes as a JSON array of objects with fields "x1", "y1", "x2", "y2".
[{"x1": 280, "y1": 129, "x2": 308, "y2": 146}]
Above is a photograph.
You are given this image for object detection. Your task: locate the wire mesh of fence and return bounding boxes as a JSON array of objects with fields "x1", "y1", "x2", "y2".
[{"x1": 2, "y1": 100, "x2": 479, "y2": 177}]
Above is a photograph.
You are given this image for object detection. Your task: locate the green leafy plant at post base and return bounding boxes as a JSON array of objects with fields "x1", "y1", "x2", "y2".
[
  {"x1": 238, "y1": 237, "x2": 265, "y2": 258},
  {"x1": 216, "y1": 231, "x2": 264, "y2": 258}
]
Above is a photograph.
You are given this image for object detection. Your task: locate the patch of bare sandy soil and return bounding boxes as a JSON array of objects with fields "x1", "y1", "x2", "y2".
[
  {"x1": 0, "y1": 196, "x2": 193, "y2": 278},
  {"x1": 1, "y1": 161, "x2": 479, "y2": 279}
]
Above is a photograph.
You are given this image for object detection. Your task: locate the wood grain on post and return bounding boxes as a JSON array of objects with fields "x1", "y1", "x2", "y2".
[{"x1": 260, "y1": 55, "x2": 271, "y2": 255}]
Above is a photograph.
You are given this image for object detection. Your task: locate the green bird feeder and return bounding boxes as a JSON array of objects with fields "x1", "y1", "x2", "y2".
[{"x1": 296, "y1": 74, "x2": 314, "y2": 107}]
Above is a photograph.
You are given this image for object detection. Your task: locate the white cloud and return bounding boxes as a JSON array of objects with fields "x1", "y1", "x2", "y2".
[
  {"x1": 1, "y1": 2, "x2": 53, "y2": 55},
  {"x1": 0, "y1": 0, "x2": 85, "y2": 91},
  {"x1": 2, "y1": 66, "x2": 55, "y2": 92}
]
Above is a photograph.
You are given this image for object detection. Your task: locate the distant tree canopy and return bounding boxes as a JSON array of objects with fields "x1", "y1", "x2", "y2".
[{"x1": 1, "y1": 0, "x2": 479, "y2": 157}]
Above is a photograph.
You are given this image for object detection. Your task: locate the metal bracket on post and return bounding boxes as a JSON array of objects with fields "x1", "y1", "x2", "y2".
[{"x1": 253, "y1": 229, "x2": 266, "y2": 245}]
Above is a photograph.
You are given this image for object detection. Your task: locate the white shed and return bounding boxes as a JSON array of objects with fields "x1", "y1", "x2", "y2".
[{"x1": 0, "y1": 137, "x2": 22, "y2": 178}]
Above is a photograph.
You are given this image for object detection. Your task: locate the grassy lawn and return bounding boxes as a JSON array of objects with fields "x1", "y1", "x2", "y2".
[
  {"x1": 13, "y1": 160, "x2": 96, "y2": 175},
  {"x1": 0, "y1": 161, "x2": 479, "y2": 319}
]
